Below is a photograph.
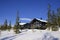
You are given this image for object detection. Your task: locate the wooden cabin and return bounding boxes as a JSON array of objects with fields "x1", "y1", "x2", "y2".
[
  {"x1": 21, "y1": 18, "x2": 47, "y2": 29},
  {"x1": 30, "y1": 18, "x2": 47, "y2": 29}
]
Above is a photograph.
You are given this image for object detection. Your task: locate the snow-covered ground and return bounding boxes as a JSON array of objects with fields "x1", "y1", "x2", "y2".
[{"x1": 0, "y1": 29, "x2": 60, "y2": 40}]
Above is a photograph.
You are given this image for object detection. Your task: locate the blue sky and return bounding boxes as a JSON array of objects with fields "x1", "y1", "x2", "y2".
[{"x1": 0, "y1": 0, "x2": 60, "y2": 25}]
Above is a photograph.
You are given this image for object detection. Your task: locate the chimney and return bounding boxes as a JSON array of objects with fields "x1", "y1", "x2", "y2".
[{"x1": 40, "y1": 18, "x2": 42, "y2": 20}]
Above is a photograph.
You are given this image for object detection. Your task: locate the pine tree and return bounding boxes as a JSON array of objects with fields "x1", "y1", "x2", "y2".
[
  {"x1": 0, "y1": 25, "x2": 1, "y2": 30},
  {"x1": 47, "y1": 4, "x2": 52, "y2": 30},
  {"x1": 57, "y1": 8, "x2": 60, "y2": 27},
  {"x1": 47, "y1": 4, "x2": 59, "y2": 31},
  {"x1": 52, "y1": 10, "x2": 57, "y2": 25},
  {"x1": 3, "y1": 19, "x2": 8, "y2": 30},
  {"x1": 51, "y1": 10, "x2": 59, "y2": 31},
  {"x1": 14, "y1": 10, "x2": 20, "y2": 34},
  {"x1": 8, "y1": 21, "x2": 12, "y2": 31}
]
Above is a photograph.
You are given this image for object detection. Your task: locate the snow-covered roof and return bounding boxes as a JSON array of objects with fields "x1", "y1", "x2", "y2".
[
  {"x1": 19, "y1": 18, "x2": 47, "y2": 25},
  {"x1": 36, "y1": 18, "x2": 47, "y2": 22},
  {"x1": 19, "y1": 23, "x2": 26, "y2": 25}
]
